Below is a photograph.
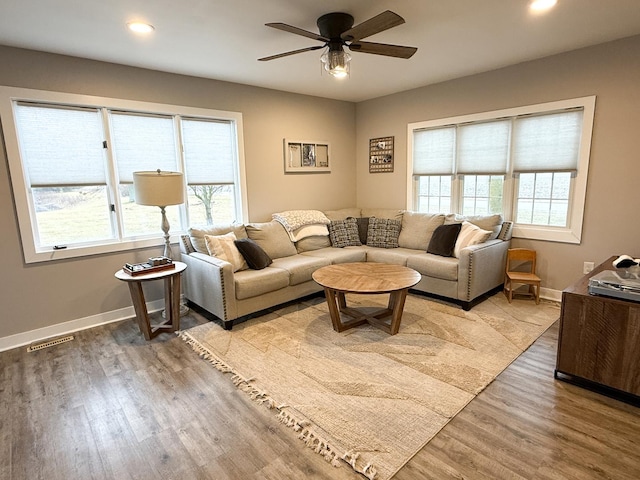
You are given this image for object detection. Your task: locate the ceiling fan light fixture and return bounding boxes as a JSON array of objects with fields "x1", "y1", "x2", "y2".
[
  {"x1": 320, "y1": 49, "x2": 351, "y2": 78},
  {"x1": 127, "y1": 21, "x2": 155, "y2": 34},
  {"x1": 529, "y1": 0, "x2": 558, "y2": 13}
]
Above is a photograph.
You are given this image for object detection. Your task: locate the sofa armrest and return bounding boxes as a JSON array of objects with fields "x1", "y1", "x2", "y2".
[
  {"x1": 457, "y1": 239, "x2": 510, "y2": 302},
  {"x1": 181, "y1": 252, "x2": 237, "y2": 321}
]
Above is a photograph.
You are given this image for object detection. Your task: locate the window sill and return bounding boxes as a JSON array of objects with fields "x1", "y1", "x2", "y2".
[
  {"x1": 24, "y1": 235, "x2": 185, "y2": 264},
  {"x1": 512, "y1": 224, "x2": 581, "y2": 244}
]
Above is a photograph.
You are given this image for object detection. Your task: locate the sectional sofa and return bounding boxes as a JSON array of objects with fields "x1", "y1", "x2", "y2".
[{"x1": 179, "y1": 208, "x2": 513, "y2": 330}]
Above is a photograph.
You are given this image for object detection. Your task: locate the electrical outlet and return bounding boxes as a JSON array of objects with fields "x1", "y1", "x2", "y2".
[{"x1": 583, "y1": 261, "x2": 595, "y2": 274}]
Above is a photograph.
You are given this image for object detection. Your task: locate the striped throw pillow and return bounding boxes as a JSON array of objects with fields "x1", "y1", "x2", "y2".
[
  {"x1": 453, "y1": 221, "x2": 492, "y2": 258},
  {"x1": 204, "y1": 232, "x2": 248, "y2": 272}
]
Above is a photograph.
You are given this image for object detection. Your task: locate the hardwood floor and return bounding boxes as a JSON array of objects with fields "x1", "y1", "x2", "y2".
[{"x1": 2, "y1": 304, "x2": 639, "y2": 479}]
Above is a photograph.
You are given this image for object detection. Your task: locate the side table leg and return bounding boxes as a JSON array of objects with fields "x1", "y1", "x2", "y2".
[
  {"x1": 163, "y1": 276, "x2": 173, "y2": 330},
  {"x1": 169, "y1": 274, "x2": 181, "y2": 331},
  {"x1": 127, "y1": 281, "x2": 151, "y2": 340}
]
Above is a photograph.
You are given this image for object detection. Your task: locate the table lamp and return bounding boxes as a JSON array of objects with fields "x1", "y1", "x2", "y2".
[{"x1": 133, "y1": 170, "x2": 184, "y2": 259}]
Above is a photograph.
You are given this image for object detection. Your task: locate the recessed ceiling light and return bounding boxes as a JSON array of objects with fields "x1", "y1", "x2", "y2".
[
  {"x1": 530, "y1": 0, "x2": 558, "y2": 12},
  {"x1": 127, "y1": 22, "x2": 155, "y2": 34}
]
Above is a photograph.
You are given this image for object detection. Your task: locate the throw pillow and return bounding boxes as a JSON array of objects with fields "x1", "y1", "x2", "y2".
[
  {"x1": 245, "y1": 221, "x2": 298, "y2": 259},
  {"x1": 398, "y1": 211, "x2": 445, "y2": 250},
  {"x1": 366, "y1": 217, "x2": 402, "y2": 248},
  {"x1": 204, "y1": 232, "x2": 248, "y2": 272},
  {"x1": 355, "y1": 217, "x2": 370, "y2": 245},
  {"x1": 444, "y1": 214, "x2": 503, "y2": 240},
  {"x1": 453, "y1": 221, "x2": 492, "y2": 258},
  {"x1": 427, "y1": 223, "x2": 462, "y2": 257},
  {"x1": 328, "y1": 218, "x2": 361, "y2": 248},
  {"x1": 234, "y1": 238, "x2": 273, "y2": 270},
  {"x1": 188, "y1": 223, "x2": 247, "y2": 254}
]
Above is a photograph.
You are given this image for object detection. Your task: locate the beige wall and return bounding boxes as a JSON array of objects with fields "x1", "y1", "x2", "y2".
[
  {"x1": 0, "y1": 46, "x2": 356, "y2": 339},
  {"x1": 2, "y1": 34, "x2": 640, "y2": 342},
  {"x1": 356, "y1": 35, "x2": 640, "y2": 292}
]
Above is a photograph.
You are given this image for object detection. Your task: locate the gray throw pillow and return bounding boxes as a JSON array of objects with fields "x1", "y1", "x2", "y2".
[
  {"x1": 234, "y1": 238, "x2": 272, "y2": 270},
  {"x1": 366, "y1": 218, "x2": 401, "y2": 248},
  {"x1": 328, "y1": 218, "x2": 362, "y2": 248},
  {"x1": 427, "y1": 223, "x2": 462, "y2": 257},
  {"x1": 355, "y1": 217, "x2": 370, "y2": 245}
]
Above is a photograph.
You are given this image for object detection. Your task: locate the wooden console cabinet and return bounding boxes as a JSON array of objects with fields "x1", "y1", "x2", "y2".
[{"x1": 555, "y1": 256, "x2": 640, "y2": 404}]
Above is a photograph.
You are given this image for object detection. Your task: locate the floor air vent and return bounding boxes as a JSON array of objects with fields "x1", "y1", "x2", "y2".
[{"x1": 27, "y1": 335, "x2": 75, "y2": 352}]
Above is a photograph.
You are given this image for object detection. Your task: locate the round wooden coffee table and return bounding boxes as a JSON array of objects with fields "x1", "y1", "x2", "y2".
[{"x1": 312, "y1": 262, "x2": 421, "y2": 335}]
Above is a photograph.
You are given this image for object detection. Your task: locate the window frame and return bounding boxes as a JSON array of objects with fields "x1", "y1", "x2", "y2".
[
  {"x1": 407, "y1": 96, "x2": 596, "y2": 244},
  {"x1": 0, "y1": 86, "x2": 248, "y2": 263}
]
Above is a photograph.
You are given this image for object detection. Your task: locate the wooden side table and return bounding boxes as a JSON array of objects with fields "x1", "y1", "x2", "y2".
[{"x1": 115, "y1": 261, "x2": 187, "y2": 340}]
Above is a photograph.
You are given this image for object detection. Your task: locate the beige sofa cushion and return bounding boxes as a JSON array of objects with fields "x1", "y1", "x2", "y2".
[
  {"x1": 234, "y1": 267, "x2": 290, "y2": 300},
  {"x1": 295, "y1": 235, "x2": 331, "y2": 253},
  {"x1": 445, "y1": 214, "x2": 503, "y2": 240},
  {"x1": 366, "y1": 247, "x2": 423, "y2": 266},
  {"x1": 398, "y1": 212, "x2": 445, "y2": 250},
  {"x1": 300, "y1": 246, "x2": 367, "y2": 264},
  {"x1": 361, "y1": 208, "x2": 403, "y2": 220},
  {"x1": 323, "y1": 208, "x2": 361, "y2": 220},
  {"x1": 245, "y1": 221, "x2": 298, "y2": 259},
  {"x1": 407, "y1": 254, "x2": 459, "y2": 282},
  {"x1": 189, "y1": 223, "x2": 247, "y2": 254},
  {"x1": 270, "y1": 255, "x2": 331, "y2": 286}
]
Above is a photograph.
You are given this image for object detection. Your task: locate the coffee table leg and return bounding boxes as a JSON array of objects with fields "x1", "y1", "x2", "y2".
[
  {"x1": 324, "y1": 288, "x2": 344, "y2": 332},
  {"x1": 388, "y1": 289, "x2": 409, "y2": 335},
  {"x1": 337, "y1": 291, "x2": 347, "y2": 310}
]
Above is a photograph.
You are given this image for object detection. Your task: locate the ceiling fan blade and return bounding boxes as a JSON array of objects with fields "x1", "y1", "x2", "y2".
[
  {"x1": 258, "y1": 45, "x2": 324, "y2": 62},
  {"x1": 265, "y1": 23, "x2": 329, "y2": 42},
  {"x1": 348, "y1": 41, "x2": 417, "y2": 59},
  {"x1": 341, "y1": 10, "x2": 405, "y2": 42}
]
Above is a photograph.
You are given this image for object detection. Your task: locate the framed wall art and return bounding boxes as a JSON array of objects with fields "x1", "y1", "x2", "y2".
[
  {"x1": 284, "y1": 139, "x2": 330, "y2": 173},
  {"x1": 369, "y1": 136, "x2": 394, "y2": 173}
]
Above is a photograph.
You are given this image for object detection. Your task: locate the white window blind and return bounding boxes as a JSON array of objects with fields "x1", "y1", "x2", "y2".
[
  {"x1": 182, "y1": 118, "x2": 235, "y2": 184},
  {"x1": 111, "y1": 112, "x2": 178, "y2": 183},
  {"x1": 512, "y1": 110, "x2": 583, "y2": 173},
  {"x1": 14, "y1": 104, "x2": 106, "y2": 187},
  {"x1": 457, "y1": 120, "x2": 510, "y2": 174},
  {"x1": 413, "y1": 126, "x2": 455, "y2": 175}
]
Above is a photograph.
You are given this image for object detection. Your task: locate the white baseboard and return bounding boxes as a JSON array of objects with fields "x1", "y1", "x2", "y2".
[
  {"x1": 540, "y1": 287, "x2": 562, "y2": 303},
  {"x1": 0, "y1": 299, "x2": 166, "y2": 353}
]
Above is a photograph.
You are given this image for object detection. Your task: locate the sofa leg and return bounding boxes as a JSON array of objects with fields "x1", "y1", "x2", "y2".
[
  {"x1": 223, "y1": 320, "x2": 234, "y2": 330},
  {"x1": 460, "y1": 301, "x2": 472, "y2": 311}
]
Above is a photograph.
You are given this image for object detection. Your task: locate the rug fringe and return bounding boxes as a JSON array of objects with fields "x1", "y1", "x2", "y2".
[{"x1": 177, "y1": 330, "x2": 378, "y2": 480}]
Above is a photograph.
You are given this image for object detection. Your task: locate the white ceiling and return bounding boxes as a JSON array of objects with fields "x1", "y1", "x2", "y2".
[{"x1": 1, "y1": 0, "x2": 640, "y2": 102}]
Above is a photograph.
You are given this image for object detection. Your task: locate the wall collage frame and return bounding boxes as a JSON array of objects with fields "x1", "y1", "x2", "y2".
[
  {"x1": 369, "y1": 136, "x2": 394, "y2": 173},
  {"x1": 284, "y1": 139, "x2": 330, "y2": 173}
]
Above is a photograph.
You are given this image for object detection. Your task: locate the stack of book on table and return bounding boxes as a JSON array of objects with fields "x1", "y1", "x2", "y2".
[{"x1": 122, "y1": 257, "x2": 175, "y2": 276}]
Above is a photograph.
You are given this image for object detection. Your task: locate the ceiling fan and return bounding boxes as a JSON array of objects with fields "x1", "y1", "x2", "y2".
[{"x1": 258, "y1": 10, "x2": 417, "y2": 78}]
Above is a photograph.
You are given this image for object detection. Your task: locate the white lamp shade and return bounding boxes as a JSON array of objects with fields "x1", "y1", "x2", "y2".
[{"x1": 133, "y1": 170, "x2": 184, "y2": 206}]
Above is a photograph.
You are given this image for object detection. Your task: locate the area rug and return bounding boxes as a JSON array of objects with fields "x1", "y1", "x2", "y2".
[{"x1": 179, "y1": 293, "x2": 559, "y2": 480}]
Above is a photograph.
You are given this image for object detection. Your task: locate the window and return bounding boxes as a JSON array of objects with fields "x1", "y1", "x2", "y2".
[
  {"x1": 407, "y1": 97, "x2": 595, "y2": 243},
  {"x1": 0, "y1": 87, "x2": 247, "y2": 263}
]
